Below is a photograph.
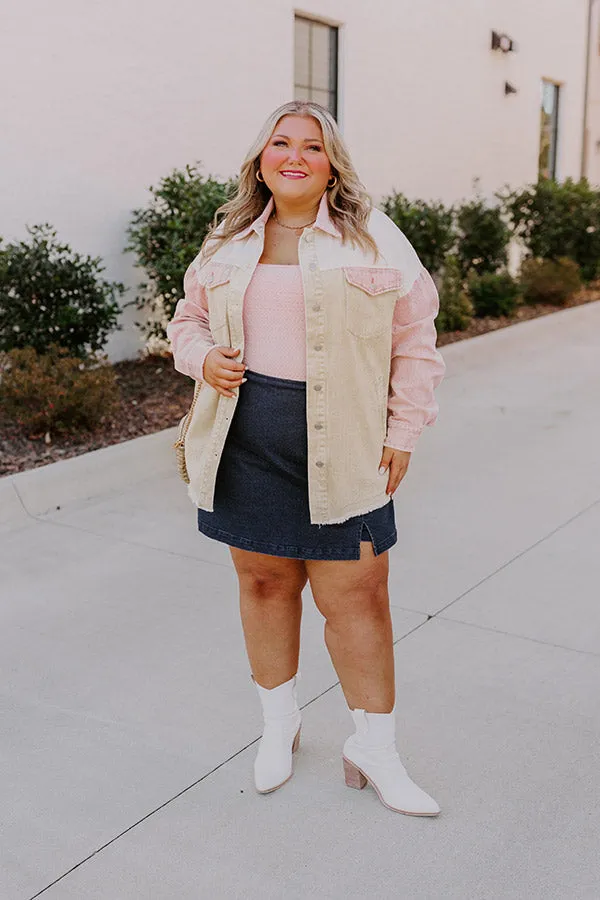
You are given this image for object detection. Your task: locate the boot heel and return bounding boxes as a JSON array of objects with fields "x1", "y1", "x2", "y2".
[
  {"x1": 343, "y1": 756, "x2": 367, "y2": 790},
  {"x1": 292, "y1": 726, "x2": 301, "y2": 754}
]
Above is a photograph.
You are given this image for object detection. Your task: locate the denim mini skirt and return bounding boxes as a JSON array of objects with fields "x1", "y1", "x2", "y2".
[{"x1": 196, "y1": 369, "x2": 397, "y2": 560}]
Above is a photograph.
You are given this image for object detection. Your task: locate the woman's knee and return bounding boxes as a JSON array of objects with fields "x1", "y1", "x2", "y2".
[
  {"x1": 350, "y1": 583, "x2": 390, "y2": 621},
  {"x1": 240, "y1": 571, "x2": 296, "y2": 601},
  {"x1": 316, "y1": 581, "x2": 390, "y2": 630},
  {"x1": 309, "y1": 551, "x2": 389, "y2": 622},
  {"x1": 232, "y1": 551, "x2": 307, "y2": 601}
]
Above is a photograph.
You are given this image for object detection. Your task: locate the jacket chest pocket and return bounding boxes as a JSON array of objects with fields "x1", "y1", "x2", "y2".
[
  {"x1": 204, "y1": 265, "x2": 232, "y2": 345},
  {"x1": 343, "y1": 267, "x2": 403, "y2": 339}
]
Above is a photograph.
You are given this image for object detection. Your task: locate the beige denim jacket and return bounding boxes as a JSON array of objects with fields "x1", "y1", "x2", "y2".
[{"x1": 167, "y1": 194, "x2": 446, "y2": 525}]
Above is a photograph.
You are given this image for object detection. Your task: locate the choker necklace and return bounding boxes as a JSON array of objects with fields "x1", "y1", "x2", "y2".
[{"x1": 273, "y1": 212, "x2": 317, "y2": 230}]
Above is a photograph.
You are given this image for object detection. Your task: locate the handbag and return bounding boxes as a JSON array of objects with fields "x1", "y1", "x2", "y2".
[{"x1": 173, "y1": 381, "x2": 202, "y2": 484}]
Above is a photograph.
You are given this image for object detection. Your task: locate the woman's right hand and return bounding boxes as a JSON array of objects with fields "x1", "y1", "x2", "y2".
[{"x1": 203, "y1": 347, "x2": 247, "y2": 398}]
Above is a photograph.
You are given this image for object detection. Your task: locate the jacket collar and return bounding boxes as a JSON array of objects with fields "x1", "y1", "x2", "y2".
[{"x1": 232, "y1": 192, "x2": 341, "y2": 241}]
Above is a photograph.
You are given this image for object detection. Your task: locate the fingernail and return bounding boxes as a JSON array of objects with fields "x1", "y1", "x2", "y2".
[
  {"x1": 241, "y1": 378, "x2": 247, "y2": 383},
  {"x1": 378, "y1": 466, "x2": 386, "y2": 475}
]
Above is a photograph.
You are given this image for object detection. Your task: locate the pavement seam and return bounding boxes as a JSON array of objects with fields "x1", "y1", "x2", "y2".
[
  {"x1": 25, "y1": 618, "x2": 427, "y2": 899},
  {"x1": 27, "y1": 488, "x2": 600, "y2": 604},
  {"x1": 7, "y1": 451, "x2": 178, "y2": 525},
  {"x1": 432, "y1": 614, "x2": 600, "y2": 658},
  {"x1": 386, "y1": 496, "x2": 600, "y2": 658},
  {"x1": 21, "y1": 514, "x2": 235, "y2": 572},
  {"x1": 8, "y1": 478, "x2": 37, "y2": 522},
  {"x1": 21, "y1": 607, "x2": 599, "y2": 899},
  {"x1": 428, "y1": 495, "x2": 600, "y2": 620},
  {"x1": 390, "y1": 605, "x2": 600, "y2": 659},
  {"x1": 26, "y1": 739, "x2": 261, "y2": 899},
  {"x1": 18, "y1": 501, "x2": 600, "y2": 893}
]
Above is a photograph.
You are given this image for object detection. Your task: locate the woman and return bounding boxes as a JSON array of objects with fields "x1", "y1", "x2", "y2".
[{"x1": 167, "y1": 100, "x2": 446, "y2": 816}]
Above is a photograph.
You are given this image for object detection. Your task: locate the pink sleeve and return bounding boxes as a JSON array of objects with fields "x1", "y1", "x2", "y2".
[
  {"x1": 384, "y1": 267, "x2": 446, "y2": 453},
  {"x1": 166, "y1": 262, "x2": 215, "y2": 382}
]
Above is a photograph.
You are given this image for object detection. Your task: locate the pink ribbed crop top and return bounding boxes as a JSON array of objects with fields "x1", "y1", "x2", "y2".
[{"x1": 243, "y1": 264, "x2": 307, "y2": 380}]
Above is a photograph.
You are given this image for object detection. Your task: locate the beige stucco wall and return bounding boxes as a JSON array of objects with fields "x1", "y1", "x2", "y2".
[{"x1": 0, "y1": 0, "x2": 591, "y2": 359}]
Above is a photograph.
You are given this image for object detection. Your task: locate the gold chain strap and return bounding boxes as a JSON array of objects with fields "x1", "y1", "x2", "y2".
[{"x1": 173, "y1": 380, "x2": 202, "y2": 483}]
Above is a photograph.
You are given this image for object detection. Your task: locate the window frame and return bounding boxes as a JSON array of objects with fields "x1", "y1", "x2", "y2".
[
  {"x1": 539, "y1": 78, "x2": 561, "y2": 180},
  {"x1": 294, "y1": 14, "x2": 339, "y2": 120}
]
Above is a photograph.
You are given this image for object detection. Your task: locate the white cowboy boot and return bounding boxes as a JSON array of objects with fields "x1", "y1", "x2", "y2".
[
  {"x1": 342, "y1": 706, "x2": 440, "y2": 816},
  {"x1": 252, "y1": 673, "x2": 302, "y2": 793}
]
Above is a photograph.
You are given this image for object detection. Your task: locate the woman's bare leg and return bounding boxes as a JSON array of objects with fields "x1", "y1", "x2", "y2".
[
  {"x1": 230, "y1": 547, "x2": 307, "y2": 688},
  {"x1": 305, "y1": 542, "x2": 394, "y2": 712}
]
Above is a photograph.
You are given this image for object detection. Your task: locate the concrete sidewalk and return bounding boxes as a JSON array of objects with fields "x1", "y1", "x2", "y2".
[{"x1": 2, "y1": 303, "x2": 600, "y2": 900}]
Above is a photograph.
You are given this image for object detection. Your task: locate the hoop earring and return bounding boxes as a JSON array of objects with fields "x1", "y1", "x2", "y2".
[
  {"x1": 327, "y1": 175, "x2": 338, "y2": 188},
  {"x1": 256, "y1": 170, "x2": 265, "y2": 183}
]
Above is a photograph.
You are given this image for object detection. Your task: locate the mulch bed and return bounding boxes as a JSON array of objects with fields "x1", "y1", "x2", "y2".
[
  {"x1": 1, "y1": 289, "x2": 598, "y2": 477},
  {"x1": 0, "y1": 356, "x2": 194, "y2": 477}
]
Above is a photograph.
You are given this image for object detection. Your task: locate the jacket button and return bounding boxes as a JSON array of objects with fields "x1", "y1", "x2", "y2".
[
  {"x1": 314, "y1": 384, "x2": 322, "y2": 391},
  {"x1": 315, "y1": 460, "x2": 324, "y2": 468},
  {"x1": 313, "y1": 304, "x2": 321, "y2": 312},
  {"x1": 314, "y1": 344, "x2": 322, "y2": 352},
  {"x1": 314, "y1": 422, "x2": 323, "y2": 430},
  {"x1": 309, "y1": 262, "x2": 317, "y2": 271}
]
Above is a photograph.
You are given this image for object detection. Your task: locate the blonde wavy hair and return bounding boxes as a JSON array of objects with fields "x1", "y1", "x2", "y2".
[{"x1": 200, "y1": 100, "x2": 378, "y2": 261}]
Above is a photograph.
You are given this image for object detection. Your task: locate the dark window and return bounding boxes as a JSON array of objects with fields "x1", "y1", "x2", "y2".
[
  {"x1": 294, "y1": 16, "x2": 338, "y2": 119},
  {"x1": 539, "y1": 80, "x2": 560, "y2": 179}
]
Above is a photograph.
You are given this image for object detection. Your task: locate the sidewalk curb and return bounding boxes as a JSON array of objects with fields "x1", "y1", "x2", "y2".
[{"x1": 1, "y1": 426, "x2": 178, "y2": 532}]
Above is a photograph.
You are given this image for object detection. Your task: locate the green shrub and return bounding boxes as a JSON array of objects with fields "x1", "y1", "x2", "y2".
[
  {"x1": 436, "y1": 256, "x2": 474, "y2": 332},
  {"x1": 519, "y1": 257, "x2": 582, "y2": 307},
  {"x1": 499, "y1": 178, "x2": 600, "y2": 281},
  {"x1": 0, "y1": 225, "x2": 123, "y2": 357},
  {"x1": 455, "y1": 198, "x2": 510, "y2": 277},
  {"x1": 381, "y1": 192, "x2": 455, "y2": 275},
  {"x1": 0, "y1": 344, "x2": 119, "y2": 436},
  {"x1": 126, "y1": 163, "x2": 238, "y2": 341},
  {"x1": 467, "y1": 271, "x2": 521, "y2": 318}
]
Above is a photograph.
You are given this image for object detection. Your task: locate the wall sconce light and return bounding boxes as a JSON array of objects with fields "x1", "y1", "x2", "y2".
[
  {"x1": 504, "y1": 81, "x2": 518, "y2": 96},
  {"x1": 492, "y1": 31, "x2": 515, "y2": 53}
]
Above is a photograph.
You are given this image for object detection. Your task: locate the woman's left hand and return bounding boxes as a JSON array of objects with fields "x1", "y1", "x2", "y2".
[{"x1": 379, "y1": 447, "x2": 411, "y2": 496}]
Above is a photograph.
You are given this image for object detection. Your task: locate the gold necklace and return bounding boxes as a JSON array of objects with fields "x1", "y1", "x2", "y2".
[{"x1": 273, "y1": 212, "x2": 317, "y2": 230}]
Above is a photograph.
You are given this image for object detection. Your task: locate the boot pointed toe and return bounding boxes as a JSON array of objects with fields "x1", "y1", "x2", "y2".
[
  {"x1": 254, "y1": 723, "x2": 301, "y2": 793},
  {"x1": 343, "y1": 708, "x2": 440, "y2": 817}
]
